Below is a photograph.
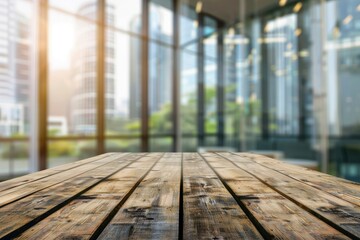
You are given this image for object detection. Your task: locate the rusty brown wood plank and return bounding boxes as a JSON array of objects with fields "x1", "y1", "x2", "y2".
[
  {"x1": 0, "y1": 153, "x2": 161, "y2": 239},
  {"x1": 96, "y1": 153, "x2": 182, "y2": 240},
  {"x1": 0, "y1": 153, "x2": 114, "y2": 193},
  {"x1": 217, "y1": 152, "x2": 360, "y2": 239},
  {"x1": 236, "y1": 152, "x2": 360, "y2": 207},
  {"x1": 13, "y1": 154, "x2": 162, "y2": 240},
  {"x1": 201, "y1": 152, "x2": 349, "y2": 239},
  {"x1": 183, "y1": 153, "x2": 263, "y2": 239},
  {"x1": 0, "y1": 153, "x2": 131, "y2": 208}
]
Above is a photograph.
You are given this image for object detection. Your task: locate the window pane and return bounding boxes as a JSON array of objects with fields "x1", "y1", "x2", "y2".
[
  {"x1": 180, "y1": 4, "x2": 198, "y2": 46},
  {"x1": 0, "y1": 0, "x2": 36, "y2": 179},
  {"x1": 150, "y1": 137, "x2": 172, "y2": 151},
  {"x1": 0, "y1": 141, "x2": 29, "y2": 179},
  {"x1": 48, "y1": 10, "x2": 97, "y2": 136},
  {"x1": 105, "y1": 31, "x2": 142, "y2": 136},
  {"x1": 0, "y1": 0, "x2": 36, "y2": 138},
  {"x1": 149, "y1": 42, "x2": 173, "y2": 134},
  {"x1": 149, "y1": 0, "x2": 174, "y2": 44},
  {"x1": 264, "y1": 14, "x2": 299, "y2": 135},
  {"x1": 204, "y1": 16, "x2": 217, "y2": 36},
  {"x1": 181, "y1": 137, "x2": 197, "y2": 151},
  {"x1": 106, "y1": 139, "x2": 140, "y2": 152},
  {"x1": 47, "y1": 140, "x2": 96, "y2": 168},
  {"x1": 106, "y1": 0, "x2": 142, "y2": 34},
  {"x1": 181, "y1": 51, "x2": 197, "y2": 135},
  {"x1": 204, "y1": 58, "x2": 217, "y2": 134},
  {"x1": 49, "y1": 0, "x2": 97, "y2": 20}
]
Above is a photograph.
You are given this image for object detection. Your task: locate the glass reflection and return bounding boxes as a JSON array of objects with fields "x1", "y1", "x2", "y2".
[
  {"x1": 48, "y1": 10, "x2": 97, "y2": 136},
  {"x1": 106, "y1": 0, "x2": 142, "y2": 33}
]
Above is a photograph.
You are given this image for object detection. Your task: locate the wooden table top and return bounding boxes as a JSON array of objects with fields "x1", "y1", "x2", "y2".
[{"x1": 0, "y1": 152, "x2": 360, "y2": 239}]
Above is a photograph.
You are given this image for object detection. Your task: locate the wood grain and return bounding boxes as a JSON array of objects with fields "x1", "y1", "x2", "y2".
[
  {"x1": 97, "y1": 153, "x2": 182, "y2": 240},
  {"x1": 201, "y1": 152, "x2": 349, "y2": 239},
  {"x1": 0, "y1": 152, "x2": 359, "y2": 239},
  {"x1": 0, "y1": 153, "x2": 129, "y2": 208},
  {"x1": 237, "y1": 152, "x2": 360, "y2": 207},
  {"x1": 0, "y1": 153, "x2": 153, "y2": 239},
  {"x1": 0, "y1": 153, "x2": 114, "y2": 193},
  {"x1": 218, "y1": 152, "x2": 360, "y2": 239},
  {"x1": 183, "y1": 153, "x2": 263, "y2": 239},
  {"x1": 14, "y1": 154, "x2": 162, "y2": 240}
]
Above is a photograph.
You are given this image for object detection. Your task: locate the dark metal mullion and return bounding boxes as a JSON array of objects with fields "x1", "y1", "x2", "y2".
[
  {"x1": 197, "y1": 14, "x2": 205, "y2": 147},
  {"x1": 297, "y1": 11, "x2": 306, "y2": 140},
  {"x1": 172, "y1": 0, "x2": 180, "y2": 152},
  {"x1": 96, "y1": 0, "x2": 106, "y2": 155},
  {"x1": 217, "y1": 22, "x2": 225, "y2": 147},
  {"x1": 38, "y1": 0, "x2": 48, "y2": 170},
  {"x1": 260, "y1": 18, "x2": 269, "y2": 141},
  {"x1": 141, "y1": 0, "x2": 150, "y2": 152}
]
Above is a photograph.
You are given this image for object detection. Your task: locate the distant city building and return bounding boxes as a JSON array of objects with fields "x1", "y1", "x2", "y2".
[
  {"x1": 71, "y1": 2, "x2": 116, "y2": 134},
  {"x1": 48, "y1": 116, "x2": 68, "y2": 136},
  {"x1": 129, "y1": 17, "x2": 142, "y2": 120},
  {"x1": 0, "y1": 0, "x2": 32, "y2": 136},
  {"x1": 326, "y1": 0, "x2": 360, "y2": 136}
]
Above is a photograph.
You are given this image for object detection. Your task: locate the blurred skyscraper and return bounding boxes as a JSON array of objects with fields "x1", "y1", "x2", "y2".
[
  {"x1": 0, "y1": 0, "x2": 32, "y2": 136},
  {"x1": 71, "y1": 2, "x2": 116, "y2": 134}
]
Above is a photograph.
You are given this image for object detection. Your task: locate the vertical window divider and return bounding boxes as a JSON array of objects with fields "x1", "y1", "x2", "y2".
[
  {"x1": 173, "y1": 0, "x2": 180, "y2": 152},
  {"x1": 260, "y1": 18, "x2": 269, "y2": 141},
  {"x1": 38, "y1": 0, "x2": 48, "y2": 170},
  {"x1": 217, "y1": 21, "x2": 225, "y2": 147},
  {"x1": 197, "y1": 13, "x2": 205, "y2": 147},
  {"x1": 141, "y1": 0, "x2": 150, "y2": 152},
  {"x1": 97, "y1": 0, "x2": 106, "y2": 154}
]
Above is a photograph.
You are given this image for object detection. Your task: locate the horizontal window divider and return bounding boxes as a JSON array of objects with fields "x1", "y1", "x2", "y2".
[
  {"x1": 0, "y1": 137, "x2": 29, "y2": 142},
  {"x1": 47, "y1": 136, "x2": 97, "y2": 141}
]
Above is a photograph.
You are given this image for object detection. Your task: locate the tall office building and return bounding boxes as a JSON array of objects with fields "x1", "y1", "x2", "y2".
[
  {"x1": 129, "y1": 17, "x2": 142, "y2": 120},
  {"x1": 71, "y1": 2, "x2": 116, "y2": 134},
  {"x1": 335, "y1": 1, "x2": 360, "y2": 136},
  {"x1": 0, "y1": 0, "x2": 31, "y2": 136}
]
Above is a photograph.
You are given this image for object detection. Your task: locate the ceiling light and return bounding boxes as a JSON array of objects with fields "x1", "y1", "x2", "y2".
[
  {"x1": 357, "y1": 4, "x2": 360, "y2": 11},
  {"x1": 195, "y1": 1, "x2": 202, "y2": 13},
  {"x1": 333, "y1": 27, "x2": 340, "y2": 38},
  {"x1": 264, "y1": 23, "x2": 271, "y2": 33},
  {"x1": 228, "y1": 27, "x2": 235, "y2": 36},
  {"x1": 293, "y1": 2, "x2": 303, "y2": 13},
  {"x1": 295, "y1": 28, "x2": 302, "y2": 37},
  {"x1": 279, "y1": 0, "x2": 287, "y2": 7},
  {"x1": 343, "y1": 15, "x2": 353, "y2": 25}
]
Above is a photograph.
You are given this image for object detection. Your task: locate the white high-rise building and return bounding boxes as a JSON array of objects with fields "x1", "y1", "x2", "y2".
[
  {"x1": 71, "y1": 2, "x2": 116, "y2": 134},
  {"x1": 0, "y1": 0, "x2": 31, "y2": 136}
]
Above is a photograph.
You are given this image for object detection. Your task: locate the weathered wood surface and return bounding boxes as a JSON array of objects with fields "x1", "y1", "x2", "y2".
[{"x1": 0, "y1": 152, "x2": 360, "y2": 239}]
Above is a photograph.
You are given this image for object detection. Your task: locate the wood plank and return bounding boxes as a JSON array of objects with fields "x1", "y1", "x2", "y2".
[
  {"x1": 201, "y1": 152, "x2": 349, "y2": 239},
  {"x1": 97, "y1": 153, "x2": 182, "y2": 240},
  {"x1": 0, "y1": 153, "x2": 114, "y2": 193},
  {"x1": 218, "y1": 152, "x2": 360, "y2": 239},
  {"x1": 183, "y1": 153, "x2": 263, "y2": 239},
  {"x1": 13, "y1": 154, "x2": 162, "y2": 240},
  {"x1": 0, "y1": 153, "x2": 160, "y2": 239},
  {"x1": 0, "y1": 153, "x2": 130, "y2": 208},
  {"x1": 237, "y1": 152, "x2": 360, "y2": 207}
]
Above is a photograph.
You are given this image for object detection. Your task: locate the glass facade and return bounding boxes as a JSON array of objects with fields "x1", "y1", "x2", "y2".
[
  {"x1": 1, "y1": 0, "x2": 360, "y2": 182},
  {"x1": 0, "y1": 0, "x2": 36, "y2": 178}
]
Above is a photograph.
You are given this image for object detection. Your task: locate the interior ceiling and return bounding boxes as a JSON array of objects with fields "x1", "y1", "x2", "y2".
[{"x1": 187, "y1": 0, "x2": 278, "y2": 24}]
